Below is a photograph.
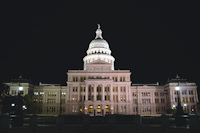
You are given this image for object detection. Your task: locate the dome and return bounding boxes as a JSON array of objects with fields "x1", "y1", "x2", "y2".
[
  {"x1": 89, "y1": 38, "x2": 110, "y2": 49},
  {"x1": 88, "y1": 24, "x2": 110, "y2": 50},
  {"x1": 83, "y1": 24, "x2": 115, "y2": 70}
]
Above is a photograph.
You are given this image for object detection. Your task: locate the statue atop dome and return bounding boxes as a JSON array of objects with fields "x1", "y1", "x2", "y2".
[
  {"x1": 97, "y1": 23, "x2": 100, "y2": 29},
  {"x1": 95, "y1": 24, "x2": 103, "y2": 39}
]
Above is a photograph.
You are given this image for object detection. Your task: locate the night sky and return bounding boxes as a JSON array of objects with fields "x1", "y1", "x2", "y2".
[{"x1": 1, "y1": 1, "x2": 200, "y2": 92}]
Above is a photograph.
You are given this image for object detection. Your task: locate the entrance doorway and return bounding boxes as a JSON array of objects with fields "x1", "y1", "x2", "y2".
[
  {"x1": 105, "y1": 105, "x2": 110, "y2": 114},
  {"x1": 97, "y1": 105, "x2": 101, "y2": 115},
  {"x1": 89, "y1": 105, "x2": 93, "y2": 114}
]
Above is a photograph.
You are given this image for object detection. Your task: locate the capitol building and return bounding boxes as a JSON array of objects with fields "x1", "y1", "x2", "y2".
[{"x1": 4, "y1": 25, "x2": 199, "y2": 116}]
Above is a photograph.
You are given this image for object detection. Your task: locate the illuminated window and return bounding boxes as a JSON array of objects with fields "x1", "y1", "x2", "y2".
[
  {"x1": 97, "y1": 105, "x2": 101, "y2": 113},
  {"x1": 89, "y1": 105, "x2": 93, "y2": 113},
  {"x1": 19, "y1": 87, "x2": 23, "y2": 91},
  {"x1": 105, "y1": 105, "x2": 110, "y2": 113},
  {"x1": 123, "y1": 95, "x2": 126, "y2": 101},
  {"x1": 120, "y1": 95, "x2": 123, "y2": 101},
  {"x1": 133, "y1": 92, "x2": 137, "y2": 97},
  {"x1": 62, "y1": 92, "x2": 66, "y2": 97},
  {"x1": 40, "y1": 92, "x2": 44, "y2": 96},
  {"x1": 34, "y1": 92, "x2": 39, "y2": 96},
  {"x1": 80, "y1": 106, "x2": 83, "y2": 112}
]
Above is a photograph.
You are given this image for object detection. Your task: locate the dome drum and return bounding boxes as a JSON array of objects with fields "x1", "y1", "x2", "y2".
[{"x1": 87, "y1": 48, "x2": 111, "y2": 55}]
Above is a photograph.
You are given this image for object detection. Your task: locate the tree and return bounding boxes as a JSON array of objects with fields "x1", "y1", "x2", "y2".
[
  {"x1": 0, "y1": 83, "x2": 10, "y2": 114},
  {"x1": 23, "y1": 94, "x2": 36, "y2": 114}
]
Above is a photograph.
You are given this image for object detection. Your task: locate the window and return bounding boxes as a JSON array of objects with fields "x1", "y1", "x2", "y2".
[
  {"x1": 72, "y1": 95, "x2": 78, "y2": 101},
  {"x1": 39, "y1": 99, "x2": 43, "y2": 103},
  {"x1": 47, "y1": 107, "x2": 56, "y2": 113},
  {"x1": 97, "y1": 105, "x2": 101, "y2": 113},
  {"x1": 142, "y1": 107, "x2": 148, "y2": 112},
  {"x1": 161, "y1": 98, "x2": 165, "y2": 103},
  {"x1": 33, "y1": 98, "x2": 38, "y2": 103},
  {"x1": 142, "y1": 92, "x2": 150, "y2": 96},
  {"x1": 80, "y1": 106, "x2": 83, "y2": 112},
  {"x1": 155, "y1": 98, "x2": 159, "y2": 103},
  {"x1": 156, "y1": 107, "x2": 160, "y2": 112},
  {"x1": 105, "y1": 87, "x2": 110, "y2": 92},
  {"x1": 40, "y1": 92, "x2": 44, "y2": 96},
  {"x1": 142, "y1": 99, "x2": 151, "y2": 104},
  {"x1": 73, "y1": 77, "x2": 78, "y2": 82},
  {"x1": 133, "y1": 99, "x2": 137, "y2": 103},
  {"x1": 123, "y1": 87, "x2": 126, "y2": 92},
  {"x1": 73, "y1": 87, "x2": 78, "y2": 92},
  {"x1": 97, "y1": 86, "x2": 101, "y2": 92},
  {"x1": 113, "y1": 77, "x2": 117, "y2": 82},
  {"x1": 183, "y1": 97, "x2": 188, "y2": 103},
  {"x1": 123, "y1": 95, "x2": 126, "y2": 101},
  {"x1": 105, "y1": 95, "x2": 110, "y2": 101},
  {"x1": 48, "y1": 92, "x2": 57, "y2": 97},
  {"x1": 113, "y1": 87, "x2": 116, "y2": 92},
  {"x1": 47, "y1": 99, "x2": 56, "y2": 104},
  {"x1": 89, "y1": 105, "x2": 93, "y2": 113},
  {"x1": 175, "y1": 97, "x2": 177, "y2": 102},
  {"x1": 182, "y1": 90, "x2": 187, "y2": 95},
  {"x1": 133, "y1": 92, "x2": 137, "y2": 97},
  {"x1": 154, "y1": 92, "x2": 158, "y2": 96},
  {"x1": 34, "y1": 92, "x2": 38, "y2": 96},
  {"x1": 190, "y1": 97, "x2": 194, "y2": 103},
  {"x1": 97, "y1": 95, "x2": 101, "y2": 100},
  {"x1": 160, "y1": 92, "x2": 164, "y2": 96},
  {"x1": 120, "y1": 95, "x2": 123, "y2": 101},
  {"x1": 62, "y1": 92, "x2": 66, "y2": 97},
  {"x1": 189, "y1": 90, "x2": 193, "y2": 95},
  {"x1": 174, "y1": 90, "x2": 178, "y2": 95},
  {"x1": 80, "y1": 77, "x2": 86, "y2": 82}
]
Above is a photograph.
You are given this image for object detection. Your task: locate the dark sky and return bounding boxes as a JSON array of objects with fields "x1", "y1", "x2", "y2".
[{"x1": 1, "y1": 1, "x2": 200, "y2": 90}]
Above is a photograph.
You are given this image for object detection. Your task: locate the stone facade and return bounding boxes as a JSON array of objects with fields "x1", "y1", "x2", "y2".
[{"x1": 3, "y1": 25, "x2": 199, "y2": 116}]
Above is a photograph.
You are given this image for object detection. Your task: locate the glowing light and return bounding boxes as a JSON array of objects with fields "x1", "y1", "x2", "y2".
[
  {"x1": 184, "y1": 103, "x2": 187, "y2": 107},
  {"x1": 172, "y1": 105, "x2": 176, "y2": 109},
  {"x1": 175, "y1": 86, "x2": 180, "y2": 91},
  {"x1": 19, "y1": 87, "x2": 23, "y2": 91},
  {"x1": 11, "y1": 103, "x2": 15, "y2": 106}
]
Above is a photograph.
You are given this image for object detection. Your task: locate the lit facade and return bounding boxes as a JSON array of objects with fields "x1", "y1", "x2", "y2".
[{"x1": 4, "y1": 25, "x2": 199, "y2": 116}]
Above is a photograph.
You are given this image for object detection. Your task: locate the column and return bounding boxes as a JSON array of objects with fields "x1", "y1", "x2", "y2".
[
  {"x1": 110, "y1": 84, "x2": 113, "y2": 102},
  {"x1": 152, "y1": 90, "x2": 155, "y2": 114},
  {"x1": 86, "y1": 84, "x2": 88, "y2": 101},
  {"x1": 118, "y1": 86, "x2": 120, "y2": 102},
  {"x1": 102, "y1": 84, "x2": 105, "y2": 101},
  {"x1": 126, "y1": 85, "x2": 128, "y2": 102},
  {"x1": 94, "y1": 84, "x2": 97, "y2": 101},
  {"x1": 78, "y1": 85, "x2": 80, "y2": 101}
]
